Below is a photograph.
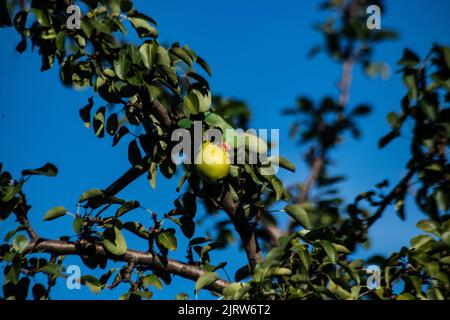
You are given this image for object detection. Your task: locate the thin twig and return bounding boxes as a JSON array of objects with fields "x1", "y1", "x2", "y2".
[{"x1": 366, "y1": 168, "x2": 417, "y2": 227}]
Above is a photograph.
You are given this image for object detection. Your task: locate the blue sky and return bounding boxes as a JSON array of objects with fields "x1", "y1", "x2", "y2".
[{"x1": 0, "y1": 0, "x2": 449, "y2": 299}]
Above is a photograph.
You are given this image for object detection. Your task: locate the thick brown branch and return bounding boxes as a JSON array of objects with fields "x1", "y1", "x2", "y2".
[
  {"x1": 221, "y1": 193, "x2": 262, "y2": 272},
  {"x1": 24, "y1": 239, "x2": 228, "y2": 294},
  {"x1": 104, "y1": 159, "x2": 149, "y2": 197},
  {"x1": 149, "y1": 100, "x2": 174, "y2": 129}
]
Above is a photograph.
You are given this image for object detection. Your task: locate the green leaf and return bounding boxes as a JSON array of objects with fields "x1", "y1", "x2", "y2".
[
  {"x1": 148, "y1": 162, "x2": 157, "y2": 189},
  {"x1": 194, "y1": 272, "x2": 218, "y2": 293},
  {"x1": 43, "y1": 206, "x2": 67, "y2": 221},
  {"x1": 199, "y1": 242, "x2": 221, "y2": 260},
  {"x1": 170, "y1": 47, "x2": 193, "y2": 67},
  {"x1": 273, "y1": 156, "x2": 296, "y2": 172},
  {"x1": 1, "y1": 181, "x2": 23, "y2": 202},
  {"x1": 113, "y1": 126, "x2": 130, "y2": 146},
  {"x1": 234, "y1": 266, "x2": 250, "y2": 282},
  {"x1": 175, "y1": 292, "x2": 189, "y2": 300},
  {"x1": 397, "y1": 48, "x2": 420, "y2": 67},
  {"x1": 440, "y1": 256, "x2": 450, "y2": 264},
  {"x1": 115, "y1": 201, "x2": 140, "y2": 217},
  {"x1": 73, "y1": 216, "x2": 83, "y2": 234},
  {"x1": 128, "y1": 16, "x2": 158, "y2": 38},
  {"x1": 41, "y1": 262, "x2": 65, "y2": 277},
  {"x1": 183, "y1": 89, "x2": 212, "y2": 115},
  {"x1": 79, "y1": 97, "x2": 94, "y2": 128},
  {"x1": 351, "y1": 104, "x2": 372, "y2": 115},
  {"x1": 204, "y1": 112, "x2": 233, "y2": 132},
  {"x1": 106, "y1": 113, "x2": 119, "y2": 136},
  {"x1": 196, "y1": 56, "x2": 212, "y2": 76},
  {"x1": 123, "y1": 221, "x2": 149, "y2": 239},
  {"x1": 284, "y1": 204, "x2": 311, "y2": 229},
  {"x1": 396, "y1": 292, "x2": 416, "y2": 300},
  {"x1": 410, "y1": 234, "x2": 433, "y2": 251},
  {"x1": 177, "y1": 118, "x2": 193, "y2": 129},
  {"x1": 4, "y1": 226, "x2": 26, "y2": 241},
  {"x1": 13, "y1": 277, "x2": 30, "y2": 300},
  {"x1": 387, "y1": 112, "x2": 400, "y2": 129},
  {"x1": 176, "y1": 194, "x2": 196, "y2": 217},
  {"x1": 32, "y1": 283, "x2": 47, "y2": 300},
  {"x1": 318, "y1": 240, "x2": 337, "y2": 264},
  {"x1": 265, "y1": 247, "x2": 284, "y2": 264},
  {"x1": 102, "y1": 226, "x2": 127, "y2": 256},
  {"x1": 80, "y1": 275, "x2": 102, "y2": 294},
  {"x1": 6, "y1": 264, "x2": 21, "y2": 285},
  {"x1": 271, "y1": 267, "x2": 292, "y2": 276},
  {"x1": 146, "y1": 84, "x2": 161, "y2": 102},
  {"x1": 128, "y1": 140, "x2": 142, "y2": 166},
  {"x1": 183, "y1": 92, "x2": 199, "y2": 115},
  {"x1": 403, "y1": 73, "x2": 418, "y2": 100},
  {"x1": 189, "y1": 237, "x2": 211, "y2": 246},
  {"x1": 156, "y1": 46, "x2": 171, "y2": 67},
  {"x1": 364, "y1": 62, "x2": 390, "y2": 80},
  {"x1": 139, "y1": 42, "x2": 156, "y2": 69},
  {"x1": 55, "y1": 32, "x2": 65, "y2": 51},
  {"x1": 416, "y1": 220, "x2": 441, "y2": 236},
  {"x1": 158, "y1": 231, "x2": 177, "y2": 251},
  {"x1": 270, "y1": 177, "x2": 285, "y2": 201},
  {"x1": 0, "y1": 1, "x2": 12, "y2": 27},
  {"x1": 81, "y1": 19, "x2": 93, "y2": 38},
  {"x1": 32, "y1": 8, "x2": 50, "y2": 27},
  {"x1": 79, "y1": 189, "x2": 104, "y2": 202},
  {"x1": 434, "y1": 189, "x2": 450, "y2": 211},
  {"x1": 420, "y1": 96, "x2": 438, "y2": 121},
  {"x1": 22, "y1": 163, "x2": 58, "y2": 177},
  {"x1": 180, "y1": 216, "x2": 195, "y2": 238},
  {"x1": 328, "y1": 278, "x2": 351, "y2": 300},
  {"x1": 12, "y1": 234, "x2": 29, "y2": 253},
  {"x1": 114, "y1": 49, "x2": 131, "y2": 81},
  {"x1": 128, "y1": 45, "x2": 141, "y2": 64},
  {"x1": 93, "y1": 107, "x2": 106, "y2": 138},
  {"x1": 290, "y1": 273, "x2": 310, "y2": 283},
  {"x1": 333, "y1": 243, "x2": 350, "y2": 254}
]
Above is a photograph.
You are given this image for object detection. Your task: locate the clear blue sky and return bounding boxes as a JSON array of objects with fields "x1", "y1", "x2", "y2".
[{"x1": 0, "y1": 0, "x2": 449, "y2": 299}]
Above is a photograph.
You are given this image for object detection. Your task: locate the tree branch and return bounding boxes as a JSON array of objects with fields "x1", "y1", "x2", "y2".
[
  {"x1": 296, "y1": 156, "x2": 325, "y2": 204},
  {"x1": 149, "y1": 100, "x2": 174, "y2": 129},
  {"x1": 14, "y1": 191, "x2": 38, "y2": 240},
  {"x1": 103, "y1": 100, "x2": 175, "y2": 198},
  {"x1": 338, "y1": 58, "x2": 355, "y2": 107},
  {"x1": 24, "y1": 239, "x2": 228, "y2": 294},
  {"x1": 366, "y1": 168, "x2": 417, "y2": 227},
  {"x1": 104, "y1": 160, "x2": 149, "y2": 197}
]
